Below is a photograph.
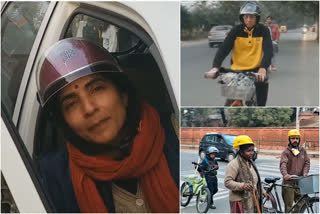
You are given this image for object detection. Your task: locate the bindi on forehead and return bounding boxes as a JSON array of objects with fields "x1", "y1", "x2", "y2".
[{"x1": 74, "y1": 84, "x2": 79, "y2": 89}]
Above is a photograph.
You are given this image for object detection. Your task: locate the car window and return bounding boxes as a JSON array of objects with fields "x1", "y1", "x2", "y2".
[
  {"x1": 223, "y1": 135, "x2": 237, "y2": 146},
  {"x1": 65, "y1": 14, "x2": 139, "y2": 53},
  {"x1": 203, "y1": 135, "x2": 215, "y2": 142},
  {"x1": 1, "y1": 2, "x2": 50, "y2": 118}
]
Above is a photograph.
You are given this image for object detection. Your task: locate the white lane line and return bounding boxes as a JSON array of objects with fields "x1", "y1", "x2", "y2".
[{"x1": 180, "y1": 191, "x2": 230, "y2": 208}]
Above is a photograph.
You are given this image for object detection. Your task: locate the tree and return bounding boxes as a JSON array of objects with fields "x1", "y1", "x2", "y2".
[
  {"x1": 181, "y1": 5, "x2": 192, "y2": 31},
  {"x1": 226, "y1": 108, "x2": 295, "y2": 127}
]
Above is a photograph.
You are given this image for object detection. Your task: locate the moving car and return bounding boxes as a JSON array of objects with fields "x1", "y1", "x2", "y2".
[
  {"x1": 198, "y1": 132, "x2": 258, "y2": 162},
  {"x1": 208, "y1": 25, "x2": 233, "y2": 48},
  {"x1": 1, "y1": 1, "x2": 179, "y2": 212}
]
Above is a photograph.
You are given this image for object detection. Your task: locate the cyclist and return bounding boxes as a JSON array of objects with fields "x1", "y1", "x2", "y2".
[
  {"x1": 36, "y1": 38, "x2": 179, "y2": 213},
  {"x1": 199, "y1": 146, "x2": 219, "y2": 209},
  {"x1": 280, "y1": 129, "x2": 310, "y2": 213},
  {"x1": 224, "y1": 135, "x2": 269, "y2": 213},
  {"x1": 265, "y1": 15, "x2": 280, "y2": 71},
  {"x1": 205, "y1": 2, "x2": 273, "y2": 106}
]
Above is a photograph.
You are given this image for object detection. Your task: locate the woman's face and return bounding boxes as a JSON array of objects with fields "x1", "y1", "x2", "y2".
[
  {"x1": 59, "y1": 74, "x2": 128, "y2": 144},
  {"x1": 243, "y1": 145, "x2": 254, "y2": 160}
]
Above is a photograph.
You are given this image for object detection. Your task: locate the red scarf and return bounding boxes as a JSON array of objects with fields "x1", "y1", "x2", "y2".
[{"x1": 67, "y1": 103, "x2": 179, "y2": 213}]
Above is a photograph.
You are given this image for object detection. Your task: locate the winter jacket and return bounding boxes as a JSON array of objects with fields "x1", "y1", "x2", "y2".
[
  {"x1": 213, "y1": 23, "x2": 273, "y2": 71},
  {"x1": 265, "y1": 23, "x2": 280, "y2": 41},
  {"x1": 199, "y1": 157, "x2": 219, "y2": 178},
  {"x1": 280, "y1": 147, "x2": 310, "y2": 185},
  {"x1": 224, "y1": 156, "x2": 264, "y2": 202}
]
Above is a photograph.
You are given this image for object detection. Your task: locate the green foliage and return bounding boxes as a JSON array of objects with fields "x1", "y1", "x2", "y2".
[
  {"x1": 181, "y1": 1, "x2": 319, "y2": 37},
  {"x1": 181, "y1": 108, "x2": 225, "y2": 127},
  {"x1": 226, "y1": 108, "x2": 295, "y2": 127}
]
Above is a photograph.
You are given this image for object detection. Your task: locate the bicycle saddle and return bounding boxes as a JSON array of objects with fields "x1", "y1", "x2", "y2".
[{"x1": 265, "y1": 177, "x2": 281, "y2": 183}]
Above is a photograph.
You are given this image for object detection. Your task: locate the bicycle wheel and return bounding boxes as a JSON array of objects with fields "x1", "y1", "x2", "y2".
[
  {"x1": 300, "y1": 196, "x2": 319, "y2": 213},
  {"x1": 180, "y1": 182, "x2": 193, "y2": 207},
  {"x1": 262, "y1": 192, "x2": 278, "y2": 213},
  {"x1": 196, "y1": 187, "x2": 211, "y2": 213}
]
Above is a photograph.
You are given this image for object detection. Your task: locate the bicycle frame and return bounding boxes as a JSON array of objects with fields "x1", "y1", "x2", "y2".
[
  {"x1": 184, "y1": 176, "x2": 206, "y2": 196},
  {"x1": 264, "y1": 181, "x2": 315, "y2": 213}
]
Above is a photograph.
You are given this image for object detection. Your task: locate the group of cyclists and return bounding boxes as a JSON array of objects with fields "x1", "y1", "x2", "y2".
[{"x1": 197, "y1": 129, "x2": 311, "y2": 213}]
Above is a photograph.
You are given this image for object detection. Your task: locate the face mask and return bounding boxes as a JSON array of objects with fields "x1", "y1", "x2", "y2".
[{"x1": 291, "y1": 148, "x2": 300, "y2": 156}]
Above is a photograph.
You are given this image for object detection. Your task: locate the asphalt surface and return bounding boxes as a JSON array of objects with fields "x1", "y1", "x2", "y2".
[
  {"x1": 180, "y1": 150, "x2": 320, "y2": 213},
  {"x1": 181, "y1": 28, "x2": 319, "y2": 107}
]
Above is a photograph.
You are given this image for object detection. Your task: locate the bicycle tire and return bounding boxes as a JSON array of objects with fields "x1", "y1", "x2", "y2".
[
  {"x1": 262, "y1": 192, "x2": 278, "y2": 213},
  {"x1": 196, "y1": 187, "x2": 211, "y2": 213},
  {"x1": 180, "y1": 182, "x2": 193, "y2": 207},
  {"x1": 299, "y1": 196, "x2": 319, "y2": 213}
]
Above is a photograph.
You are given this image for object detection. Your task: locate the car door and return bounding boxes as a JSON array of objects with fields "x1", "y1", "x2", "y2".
[
  {"x1": 1, "y1": 107, "x2": 51, "y2": 212},
  {"x1": 1, "y1": 2, "x2": 55, "y2": 212},
  {"x1": 216, "y1": 134, "x2": 228, "y2": 158}
]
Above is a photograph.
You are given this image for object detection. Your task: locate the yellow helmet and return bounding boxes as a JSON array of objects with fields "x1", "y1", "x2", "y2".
[
  {"x1": 288, "y1": 129, "x2": 301, "y2": 137},
  {"x1": 233, "y1": 135, "x2": 254, "y2": 149}
]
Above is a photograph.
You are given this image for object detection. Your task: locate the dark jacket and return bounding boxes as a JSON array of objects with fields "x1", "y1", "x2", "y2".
[
  {"x1": 199, "y1": 157, "x2": 219, "y2": 178},
  {"x1": 213, "y1": 23, "x2": 273, "y2": 71},
  {"x1": 280, "y1": 146, "x2": 310, "y2": 185},
  {"x1": 36, "y1": 113, "x2": 179, "y2": 213}
]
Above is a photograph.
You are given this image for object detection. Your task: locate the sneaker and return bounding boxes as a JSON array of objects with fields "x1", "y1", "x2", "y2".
[
  {"x1": 209, "y1": 204, "x2": 216, "y2": 209},
  {"x1": 210, "y1": 201, "x2": 216, "y2": 209},
  {"x1": 271, "y1": 66, "x2": 277, "y2": 71}
]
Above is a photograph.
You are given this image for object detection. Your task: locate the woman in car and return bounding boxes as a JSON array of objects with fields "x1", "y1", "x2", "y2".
[
  {"x1": 36, "y1": 38, "x2": 179, "y2": 213},
  {"x1": 224, "y1": 135, "x2": 269, "y2": 213}
]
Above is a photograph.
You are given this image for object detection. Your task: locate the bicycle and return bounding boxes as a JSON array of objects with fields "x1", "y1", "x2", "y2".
[
  {"x1": 262, "y1": 175, "x2": 319, "y2": 213},
  {"x1": 180, "y1": 162, "x2": 211, "y2": 213},
  {"x1": 205, "y1": 67, "x2": 268, "y2": 106}
]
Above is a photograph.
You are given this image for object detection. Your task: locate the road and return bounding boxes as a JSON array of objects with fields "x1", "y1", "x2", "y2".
[
  {"x1": 181, "y1": 29, "x2": 319, "y2": 106},
  {"x1": 180, "y1": 150, "x2": 320, "y2": 213}
]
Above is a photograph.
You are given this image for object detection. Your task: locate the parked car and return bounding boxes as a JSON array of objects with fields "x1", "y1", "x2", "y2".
[
  {"x1": 280, "y1": 25, "x2": 287, "y2": 33},
  {"x1": 208, "y1": 25, "x2": 233, "y2": 48},
  {"x1": 198, "y1": 132, "x2": 258, "y2": 162},
  {"x1": 1, "y1": 1, "x2": 179, "y2": 212}
]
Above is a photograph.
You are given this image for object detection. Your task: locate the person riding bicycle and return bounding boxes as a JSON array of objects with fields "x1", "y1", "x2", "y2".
[
  {"x1": 198, "y1": 146, "x2": 219, "y2": 209},
  {"x1": 280, "y1": 129, "x2": 310, "y2": 213},
  {"x1": 265, "y1": 15, "x2": 280, "y2": 71},
  {"x1": 224, "y1": 135, "x2": 269, "y2": 213},
  {"x1": 205, "y1": 2, "x2": 273, "y2": 106}
]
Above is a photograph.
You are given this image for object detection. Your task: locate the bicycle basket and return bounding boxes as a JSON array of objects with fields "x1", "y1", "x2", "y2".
[
  {"x1": 219, "y1": 73, "x2": 256, "y2": 101},
  {"x1": 298, "y1": 174, "x2": 319, "y2": 194}
]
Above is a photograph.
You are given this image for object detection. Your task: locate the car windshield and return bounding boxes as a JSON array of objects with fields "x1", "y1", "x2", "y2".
[{"x1": 223, "y1": 135, "x2": 237, "y2": 146}]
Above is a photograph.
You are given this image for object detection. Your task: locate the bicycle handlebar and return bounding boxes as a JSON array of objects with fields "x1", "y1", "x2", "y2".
[{"x1": 217, "y1": 67, "x2": 258, "y2": 78}]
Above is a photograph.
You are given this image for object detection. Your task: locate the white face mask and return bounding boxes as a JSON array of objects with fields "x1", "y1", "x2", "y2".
[{"x1": 291, "y1": 148, "x2": 300, "y2": 156}]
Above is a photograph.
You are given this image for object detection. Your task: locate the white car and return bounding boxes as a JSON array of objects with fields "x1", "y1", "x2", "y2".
[
  {"x1": 1, "y1": 1, "x2": 179, "y2": 212},
  {"x1": 208, "y1": 25, "x2": 233, "y2": 48}
]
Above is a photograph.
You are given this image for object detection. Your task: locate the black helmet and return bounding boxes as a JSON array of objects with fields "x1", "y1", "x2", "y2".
[{"x1": 239, "y1": 2, "x2": 261, "y2": 23}]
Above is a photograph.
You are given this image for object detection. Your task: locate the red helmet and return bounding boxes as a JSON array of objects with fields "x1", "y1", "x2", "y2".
[{"x1": 37, "y1": 38, "x2": 122, "y2": 106}]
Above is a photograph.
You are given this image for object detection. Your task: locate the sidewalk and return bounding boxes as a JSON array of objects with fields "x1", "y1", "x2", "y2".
[{"x1": 181, "y1": 144, "x2": 319, "y2": 158}]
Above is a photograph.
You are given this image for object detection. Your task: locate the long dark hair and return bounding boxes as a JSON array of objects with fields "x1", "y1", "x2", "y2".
[{"x1": 46, "y1": 72, "x2": 140, "y2": 158}]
